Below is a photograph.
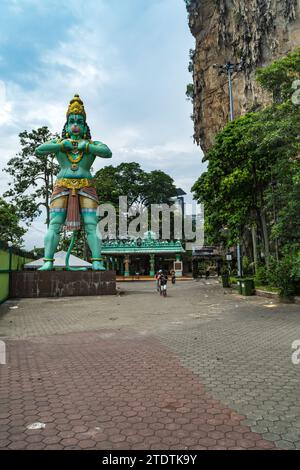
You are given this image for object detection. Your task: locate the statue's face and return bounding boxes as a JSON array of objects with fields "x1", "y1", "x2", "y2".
[{"x1": 66, "y1": 113, "x2": 86, "y2": 138}]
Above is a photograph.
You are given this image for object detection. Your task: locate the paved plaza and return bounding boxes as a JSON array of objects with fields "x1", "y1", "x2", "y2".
[{"x1": 0, "y1": 280, "x2": 300, "y2": 450}]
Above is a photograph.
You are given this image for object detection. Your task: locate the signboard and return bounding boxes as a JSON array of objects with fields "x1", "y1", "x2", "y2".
[{"x1": 173, "y1": 261, "x2": 183, "y2": 277}]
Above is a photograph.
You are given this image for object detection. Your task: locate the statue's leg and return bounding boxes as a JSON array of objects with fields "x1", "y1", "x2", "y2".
[
  {"x1": 81, "y1": 204, "x2": 104, "y2": 271},
  {"x1": 39, "y1": 203, "x2": 67, "y2": 271}
]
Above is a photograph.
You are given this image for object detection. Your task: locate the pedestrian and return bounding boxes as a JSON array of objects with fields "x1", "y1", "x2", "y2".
[
  {"x1": 160, "y1": 272, "x2": 168, "y2": 297},
  {"x1": 156, "y1": 269, "x2": 162, "y2": 293},
  {"x1": 171, "y1": 270, "x2": 176, "y2": 284}
]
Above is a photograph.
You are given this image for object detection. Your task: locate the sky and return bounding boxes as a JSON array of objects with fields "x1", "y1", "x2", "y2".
[{"x1": 0, "y1": 0, "x2": 205, "y2": 249}]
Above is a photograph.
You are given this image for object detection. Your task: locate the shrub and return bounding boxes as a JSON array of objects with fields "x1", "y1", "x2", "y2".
[
  {"x1": 242, "y1": 256, "x2": 251, "y2": 274},
  {"x1": 221, "y1": 265, "x2": 229, "y2": 276},
  {"x1": 267, "y1": 255, "x2": 300, "y2": 298},
  {"x1": 255, "y1": 265, "x2": 268, "y2": 286}
]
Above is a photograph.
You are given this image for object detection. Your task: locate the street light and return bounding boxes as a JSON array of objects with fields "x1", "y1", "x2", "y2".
[
  {"x1": 213, "y1": 59, "x2": 244, "y2": 277},
  {"x1": 7, "y1": 241, "x2": 12, "y2": 270},
  {"x1": 270, "y1": 179, "x2": 279, "y2": 261}
]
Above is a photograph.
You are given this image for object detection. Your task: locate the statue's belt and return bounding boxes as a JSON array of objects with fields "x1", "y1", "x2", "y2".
[
  {"x1": 53, "y1": 179, "x2": 98, "y2": 231},
  {"x1": 55, "y1": 178, "x2": 95, "y2": 195}
]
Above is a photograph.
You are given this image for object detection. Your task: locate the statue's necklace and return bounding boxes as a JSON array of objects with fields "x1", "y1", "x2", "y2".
[{"x1": 66, "y1": 141, "x2": 83, "y2": 171}]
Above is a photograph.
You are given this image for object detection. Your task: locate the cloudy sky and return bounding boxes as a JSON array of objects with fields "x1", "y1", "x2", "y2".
[{"x1": 0, "y1": 0, "x2": 205, "y2": 249}]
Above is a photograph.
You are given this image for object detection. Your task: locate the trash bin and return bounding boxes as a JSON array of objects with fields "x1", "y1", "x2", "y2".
[
  {"x1": 236, "y1": 278, "x2": 243, "y2": 294},
  {"x1": 240, "y1": 278, "x2": 255, "y2": 296}
]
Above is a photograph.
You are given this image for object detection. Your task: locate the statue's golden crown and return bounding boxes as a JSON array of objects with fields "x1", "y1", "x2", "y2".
[{"x1": 66, "y1": 94, "x2": 86, "y2": 119}]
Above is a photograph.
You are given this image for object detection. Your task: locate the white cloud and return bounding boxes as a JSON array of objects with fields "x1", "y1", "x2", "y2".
[
  {"x1": 0, "y1": 0, "x2": 204, "y2": 249},
  {"x1": 0, "y1": 81, "x2": 13, "y2": 125}
]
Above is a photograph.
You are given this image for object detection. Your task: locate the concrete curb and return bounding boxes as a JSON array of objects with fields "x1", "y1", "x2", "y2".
[{"x1": 255, "y1": 289, "x2": 279, "y2": 300}]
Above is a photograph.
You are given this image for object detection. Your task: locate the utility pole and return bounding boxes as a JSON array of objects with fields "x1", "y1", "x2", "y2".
[
  {"x1": 271, "y1": 179, "x2": 279, "y2": 261},
  {"x1": 214, "y1": 60, "x2": 244, "y2": 277}
]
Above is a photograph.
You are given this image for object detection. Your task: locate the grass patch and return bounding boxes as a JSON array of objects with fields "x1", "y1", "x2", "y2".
[
  {"x1": 230, "y1": 277, "x2": 280, "y2": 294},
  {"x1": 255, "y1": 284, "x2": 280, "y2": 294}
]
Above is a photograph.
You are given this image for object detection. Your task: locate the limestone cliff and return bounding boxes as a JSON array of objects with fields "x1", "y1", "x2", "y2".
[{"x1": 186, "y1": 0, "x2": 300, "y2": 151}]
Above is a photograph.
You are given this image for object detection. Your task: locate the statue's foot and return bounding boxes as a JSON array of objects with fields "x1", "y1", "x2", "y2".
[
  {"x1": 38, "y1": 261, "x2": 54, "y2": 271},
  {"x1": 92, "y1": 260, "x2": 106, "y2": 271}
]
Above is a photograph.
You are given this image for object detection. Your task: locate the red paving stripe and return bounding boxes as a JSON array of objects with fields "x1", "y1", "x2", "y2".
[{"x1": 0, "y1": 330, "x2": 275, "y2": 450}]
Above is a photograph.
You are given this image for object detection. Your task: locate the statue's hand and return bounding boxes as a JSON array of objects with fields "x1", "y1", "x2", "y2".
[
  {"x1": 60, "y1": 139, "x2": 74, "y2": 152},
  {"x1": 77, "y1": 140, "x2": 89, "y2": 153}
]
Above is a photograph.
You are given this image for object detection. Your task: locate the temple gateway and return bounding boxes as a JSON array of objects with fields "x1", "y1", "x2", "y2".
[{"x1": 101, "y1": 231, "x2": 185, "y2": 277}]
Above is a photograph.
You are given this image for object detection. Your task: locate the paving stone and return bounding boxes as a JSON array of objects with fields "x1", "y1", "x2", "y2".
[
  {"x1": 275, "y1": 440, "x2": 296, "y2": 450},
  {"x1": 1, "y1": 281, "x2": 300, "y2": 449}
]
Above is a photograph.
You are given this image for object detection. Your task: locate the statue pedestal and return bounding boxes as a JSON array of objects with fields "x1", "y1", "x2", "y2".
[{"x1": 10, "y1": 270, "x2": 116, "y2": 298}]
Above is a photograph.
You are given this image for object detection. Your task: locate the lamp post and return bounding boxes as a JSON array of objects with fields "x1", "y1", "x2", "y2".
[
  {"x1": 214, "y1": 60, "x2": 244, "y2": 277},
  {"x1": 271, "y1": 179, "x2": 279, "y2": 261},
  {"x1": 7, "y1": 241, "x2": 13, "y2": 271},
  {"x1": 174, "y1": 188, "x2": 186, "y2": 241}
]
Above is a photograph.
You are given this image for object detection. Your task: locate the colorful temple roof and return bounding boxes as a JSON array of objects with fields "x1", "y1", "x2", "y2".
[{"x1": 101, "y1": 232, "x2": 185, "y2": 255}]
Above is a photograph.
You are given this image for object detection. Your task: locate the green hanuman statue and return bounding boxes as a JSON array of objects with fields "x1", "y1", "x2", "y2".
[{"x1": 36, "y1": 94, "x2": 112, "y2": 271}]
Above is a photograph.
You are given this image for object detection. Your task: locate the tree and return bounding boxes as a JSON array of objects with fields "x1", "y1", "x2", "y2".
[
  {"x1": 94, "y1": 162, "x2": 178, "y2": 239},
  {"x1": 192, "y1": 47, "x2": 300, "y2": 267},
  {"x1": 0, "y1": 197, "x2": 26, "y2": 246},
  {"x1": 94, "y1": 162, "x2": 177, "y2": 209},
  {"x1": 58, "y1": 228, "x2": 88, "y2": 259},
  {"x1": 256, "y1": 47, "x2": 300, "y2": 103},
  {"x1": 255, "y1": 49, "x2": 300, "y2": 255},
  {"x1": 3, "y1": 127, "x2": 59, "y2": 227}
]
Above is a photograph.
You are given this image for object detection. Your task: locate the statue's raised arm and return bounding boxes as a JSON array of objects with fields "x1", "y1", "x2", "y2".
[
  {"x1": 87, "y1": 141, "x2": 112, "y2": 159},
  {"x1": 35, "y1": 139, "x2": 61, "y2": 156}
]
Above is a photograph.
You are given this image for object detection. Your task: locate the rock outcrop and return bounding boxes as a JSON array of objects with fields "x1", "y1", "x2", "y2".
[{"x1": 186, "y1": 0, "x2": 300, "y2": 151}]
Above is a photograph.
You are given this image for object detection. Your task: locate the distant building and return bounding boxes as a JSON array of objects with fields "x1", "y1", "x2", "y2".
[{"x1": 101, "y1": 231, "x2": 185, "y2": 277}]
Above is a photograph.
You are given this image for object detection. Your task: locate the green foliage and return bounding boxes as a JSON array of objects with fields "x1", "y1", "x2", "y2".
[
  {"x1": 192, "y1": 47, "x2": 300, "y2": 262},
  {"x1": 267, "y1": 151, "x2": 300, "y2": 251},
  {"x1": 221, "y1": 265, "x2": 229, "y2": 276},
  {"x1": 242, "y1": 255, "x2": 251, "y2": 274},
  {"x1": 58, "y1": 229, "x2": 88, "y2": 260},
  {"x1": 186, "y1": 83, "x2": 194, "y2": 102},
  {"x1": 256, "y1": 47, "x2": 300, "y2": 102},
  {"x1": 184, "y1": 0, "x2": 194, "y2": 9},
  {"x1": 29, "y1": 247, "x2": 44, "y2": 258},
  {"x1": 188, "y1": 49, "x2": 195, "y2": 73},
  {"x1": 267, "y1": 255, "x2": 300, "y2": 298},
  {"x1": 94, "y1": 162, "x2": 177, "y2": 208},
  {"x1": 0, "y1": 197, "x2": 26, "y2": 246},
  {"x1": 3, "y1": 127, "x2": 59, "y2": 226},
  {"x1": 254, "y1": 265, "x2": 269, "y2": 286},
  {"x1": 191, "y1": 111, "x2": 272, "y2": 246}
]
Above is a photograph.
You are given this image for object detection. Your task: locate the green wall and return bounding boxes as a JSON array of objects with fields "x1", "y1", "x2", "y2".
[{"x1": 0, "y1": 247, "x2": 33, "y2": 304}]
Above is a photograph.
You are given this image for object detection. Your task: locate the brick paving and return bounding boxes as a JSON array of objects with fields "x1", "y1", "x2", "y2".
[{"x1": 0, "y1": 279, "x2": 300, "y2": 449}]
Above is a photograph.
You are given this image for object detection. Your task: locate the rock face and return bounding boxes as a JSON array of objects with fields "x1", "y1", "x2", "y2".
[{"x1": 187, "y1": 0, "x2": 300, "y2": 151}]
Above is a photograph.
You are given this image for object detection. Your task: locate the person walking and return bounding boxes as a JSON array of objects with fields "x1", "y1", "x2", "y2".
[
  {"x1": 159, "y1": 272, "x2": 168, "y2": 297},
  {"x1": 156, "y1": 269, "x2": 162, "y2": 293},
  {"x1": 205, "y1": 266, "x2": 210, "y2": 280}
]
